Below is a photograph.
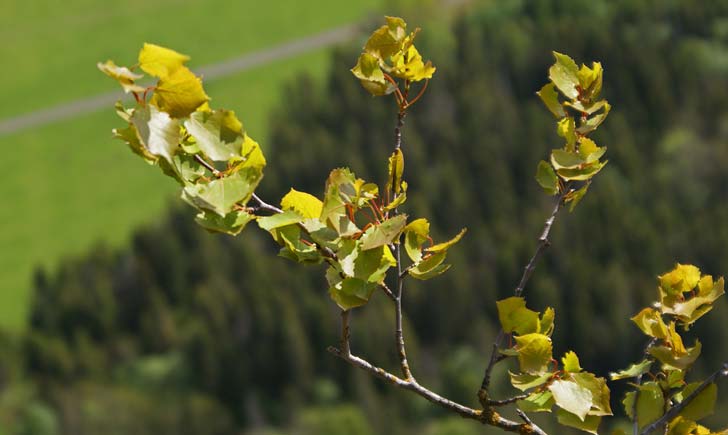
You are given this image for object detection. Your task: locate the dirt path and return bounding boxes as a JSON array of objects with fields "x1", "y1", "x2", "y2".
[{"x1": 0, "y1": 24, "x2": 360, "y2": 137}]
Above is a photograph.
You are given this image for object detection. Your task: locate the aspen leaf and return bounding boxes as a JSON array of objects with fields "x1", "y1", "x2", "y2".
[
  {"x1": 97, "y1": 60, "x2": 145, "y2": 93},
  {"x1": 364, "y1": 16, "x2": 406, "y2": 60},
  {"x1": 353, "y1": 245, "x2": 396, "y2": 284},
  {"x1": 184, "y1": 109, "x2": 245, "y2": 162},
  {"x1": 257, "y1": 210, "x2": 304, "y2": 232},
  {"x1": 152, "y1": 67, "x2": 210, "y2": 118},
  {"x1": 539, "y1": 307, "x2": 555, "y2": 335},
  {"x1": 567, "y1": 183, "x2": 590, "y2": 212},
  {"x1": 536, "y1": 160, "x2": 559, "y2": 195},
  {"x1": 328, "y1": 278, "x2": 377, "y2": 310},
  {"x1": 633, "y1": 382, "x2": 665, "y2": 430},
  {"x1": 281, "y1": 189, "x2": 323, "y2": 219},
  {"x1": 664, "y1": 277, "x2": 725, "y2": 326},
  {"x1": 649, "y1": 340, "x2": 702, "y2": 370},
  {"x1": 537, "y1": 83, "x2": 565, "y2": 118},
  {"x1": 195, "y1": 209, "x2": 253, "y2": 236},
  {"x1": 576, "y1": 102, "x2": 611, "y2": 134},
  {"x1": 359, "y1": 215, "x2": 407, "y2": 251},
  {"x1": 562, "y1": 351, "x2": 582, "y2": 373},
  {"x1": 557, "y1": 161, "x2": 607, "y2": 181},
  {"x1": 496, "y1": 297, "x2": 539, "y2": 335},
  {"x1": 549, "y1": 380, "x2": 593, "y2": 421},
  {"x1": 351, "y1": 53, "x2": 392, "y2": 96},
  {"x1": 567, "y1": 99, "x2": 608, "y2": 116},
  {"x1": 409, "y1": 252, "x2": 450, "y2": 280},
  {"x1": 509, "y1": 371, "x2": 552, "y2": 392},
  {"x1": 404, "y1": 218, "x2": 429, "y2": 263},
  {"x1": 675, "y1": 382, "x2": 717, "y2": 422},
  {"x1": 518, "y1": 390, "x2": 555, "y2": 413},
  {"x1": 660, "y1": 264, "x2": 702, "y2": 294},
  {"x1": 391, "y1": 44, "x2": 436, "y2": 81},
  {"x1": 557, "y1": 117, "x2": 577, "y2": 150},
  {"x1": 386, "y1": 149, "x2": 405, "y2": 195},
  {"x1": 551, "y1": 149, "x2": 585, "y2": 170},
  {"x1": 556, "y1": 409, "x2": 601, "y2": 434},
  {"x1": 515, "y1": 333, "x2": 553, "y2": 374},
  {"x1": 183, "y1": 171, "x2": 258, "y2": 216},
  {"x1": 610, "y1": 360, "x2": 653, "y2": 380},
  {"x1": 112, "y1": 123, "x2": 157, "y2": 163},
  {"x1": 578, "y1": 138, "x2": 606, "y2": 163},
  {"x1": 130, "y1": 105, "x2": 180, "y2": 163},
  {"x1": 426, "y1": 228, "x2": 466, "y2": 253},
  {"x1": 631, "y1": 307, "x2": 668, "y2": 339},
  {"x1": 139, "y1": 43, "x2": 190, "y2": 77},
  {"x1": 549, "y1": 52, "x2": 580, "y2": 99},
  {"x1": 569, "y1": 372, "x2": 612, "y2": 416}
]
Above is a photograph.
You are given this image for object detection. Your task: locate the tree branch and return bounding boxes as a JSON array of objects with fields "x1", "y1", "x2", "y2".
[
  {"x1": 640, "y1": 362, "x2": 728, "y2": 435},
  {"x1": 379, "y1": 282, "x2": 396, "y2": 301},
  {"x1": 328, "y1": 347, "x2": 548, "y2": 435},
  {"x1": 479, "y1": 189, "x2": 569, "y2": 399}
]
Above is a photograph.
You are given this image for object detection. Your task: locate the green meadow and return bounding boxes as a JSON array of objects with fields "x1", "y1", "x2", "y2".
[{"x1": 0, "y1": 0, "x2": 382, "y2": 330}]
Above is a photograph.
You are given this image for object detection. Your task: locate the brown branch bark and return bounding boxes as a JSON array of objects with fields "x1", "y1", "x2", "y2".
[{"x1": 640, "y1": 362, "x2": 728, "y2": 435}]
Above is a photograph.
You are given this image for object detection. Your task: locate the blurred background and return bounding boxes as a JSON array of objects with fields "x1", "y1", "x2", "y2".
[{"x1": 2, "y1": 0, "x2": 728, "y2": 433}]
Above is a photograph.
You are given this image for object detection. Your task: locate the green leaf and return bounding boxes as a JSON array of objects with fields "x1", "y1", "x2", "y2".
[
  {"x1": 386, "y1": 149, "x2": 405, "y2": 195},
  {"x1": 351, "y1": 53, "x2": 393, "y2": 96},
  {"x1": 664, "y1": 277, "x2": 725, "y2": 326},
  {"x1": 403, "y1": 218, "x2": 429, "y2": 263},
  {"x1": 354, "y1": 245, "x2": 396, "y2": 284},
  {"x1": 426, "y1": 228, "x2": 467, "y2": 253},
  {"x1": 566, "y1": 99, "x2": 608, "y2": 116},
  {"x1": 610, "y1": 360, "x2": 653, "y2": 380},
  {"x1": 97, "y1": 60, "x2": 145, "y2": 93},
  {"x1": 518, "y1": 390, "x2": 555, "y2": 413},
  {"x1": 182, "y1": 171, "x2": 257, "y2": 216},
  {"x1": 537, "y1": 83, "x2": 565, "y2": 118},
  {"x1": 509, "y1": 371, "x2": 552, "y2": 392},
  {"x1": 556, "y1": 161, "x2": 607, "y2": 181},
  {"x1": 409, "y1": 252, "x2": 450, "y2": 280},
  {"x1": 536, "y1": 160, "x2": 559, "y2": 195},
  {"x1": 112, "y1": 123, "x2": 158, "y2": 163},
  {"x1": 569, "y1": 372, "x2": 612, "y2": 416},
  {"x1": 549, "y1": 52, "x2": 580, "y2": 100},
  {"x1": 359, "y1": 215, "x2": 408, "y2": 251},
  {"x1": 151, "y1": 66, "x2": 210, "y2": 118},
  {"x1": 578, "y1": 138, "x2": 606, "y2": 163},
  {"x1": 257, "y1": 210, "x2": 304, "y2": 232},
  {"x1": 321, "y1": 168, "x2": 360, "y2": 236},
  {"x1": 195, "y1": 209, "x2": 253, "y2": 236},
  {"x1": 138, "y1": 43, "x2": 190, "y2": 78},
  {"x1": 557, "y1": 117, "x2": 577, "y2": 150},
  {"x1": 539, "y1": 307, "x2": 555, "y2": 336},
  {"x1": 562, "y1": 351, "x2": 582, "y2": 373},
  {"x1": 567, "y1": 183, "x2": 590, "y2": 212},
  {"x1": 649, "y1": 340, "x2": 701, "y2": 371},
  {"x1": 515, "y1": 333, "x2": 553, "y2": 374},
  {"x1": 496, "y1": 297, "x2": 539, "y2": 335},
  {"x1": 576, "y1": 102, "x2": 611, "y2": 134},
  {"x1": 676, "y1": 383, "x2": 717, "y2": 422},
  {"x1": 130, "y1": 105, "x2": 181, "y2": 163},
  {"x1": 184, "y1": 109, "x2": 245, "y2": 162},
  {"x1": 630, "y1": 382, "x2": 665, "y2": 430},
  {"x1": 328, "y1": 277, "x2": 377, "y2": 310},
  {"x1": 556, "y1": 409, "x2": 601, "y2": 434},
  {"x1": 281, "y1": 189, "x2": 323, "y2": 219},
  {"x1": 549, "y1": 379, "x2": 593, "y2": 421},
  {"x1": 551, "y1": 149, "x2": 585, "y2": 170}
]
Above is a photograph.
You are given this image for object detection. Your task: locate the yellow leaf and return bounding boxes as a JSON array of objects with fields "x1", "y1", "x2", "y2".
[
  {"x1": 281, "y1": 189, "x2": 323, "y2": 219},
  {"x1": 151, "y1": 67, "x2": 210, "y2": 118},
  {"x1": 139, "y1": 43, "x2": 190, "y2": 78},
  {"x1": 97, "y1": 60, "x2": 145, "y2": 93}
]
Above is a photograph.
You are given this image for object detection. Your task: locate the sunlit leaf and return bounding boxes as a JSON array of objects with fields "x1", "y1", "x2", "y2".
[
  {"x1": 567, "y1": 183, "x2": 590, "y2": 212},
  {"x1": 537, "y1": 83, "x2": 565, "y2": 118},
  {"x1": 138, "y1": 43, "x2": 190, "y2": 77},
  {"x1": 509, "y1": 371, "x2": 552, "y2": 392},
  {"x1": 569, "y1": 372, "x2": 612, "y2": 416},
  {"x1": 549, "y1": 52, "x2": 580, "y2": 99},
  {"x1": 675, "y1": 383, "x2": 717, "y2": 422},
  {"x1": 183, "y1": 171, "x2": 258, "y2": 216},
  {"x1": 610, "y1": 360, "x2": 653, "y2": 380},
  {"x1": 631, "y1": 307, "x2": 668, "y2": 339},
  {"x1": 426, "y1": 228, "x2": 467, "y2": 253},
  {"x1": 536, "y1": 160, "x2": 559, "y2": 195},
  {"x1": 557, "y1": 117, "x2": 577, "y2": 150},
  {"x1": 576, "y1": 102, "x2": 611, "y2": 134},
  {"x1": 562, "y1": 351, "x2": 582, "y2": 373},
  {"x1": 409, "y1": 252, "x2": 450, "y2": 280},
  {"x1": 130, "y1": 105, "x2": 180, "y2": 163},
  {"x1": 328, "y1": 277, "x2": 378, "y2": 310},
  {"x1": 386, "y1": 149, "x2": 405, "y2": 195},
  {"x1": 649, "y1": 340, "x2": 702, "y2": 371},
  {"x1": 518, "y1": 390, "x2": 555, "y2": 413},
  {"x1": 359, "y1": 215, "x2": 408, "y2": 250},
  {"x1": 515, "y1": 333, "x2": 553, "y2": 374},
  {"x1": 195, "y1": 209, "x2": 254, "y2": 236},
  {"x1": 184, "y1": 109, "x2": 245, "y2": 161},
  {"x1": 660, "y1": 264, "x2": 702, "y2": 294},
  {"x1": 151, "y1": 67, "x2": 210, "y2": 118},
  {"x1": 496, "y1": 296, "x2": 539, "y2": 335},
  {"x1": 281, "y1": 189, "x2": 323, "y2": 219},
  {"x1": 404, "y1": 218, "x2": 429, "y2": 263},
  {"x1": 550, "y1": 379, "x2": 593, "y2": 421},
  {"x1": 351, "y1": 52, "x2": 393, "y2": 96},
  {"x1": 556, "y1": 409, "x2": 601, "y2": 434},
  {"x1": 97, "y1": 60, "x2": 145, "y2": 93}
]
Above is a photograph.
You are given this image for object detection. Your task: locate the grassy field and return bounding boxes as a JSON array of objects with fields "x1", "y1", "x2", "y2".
[{"x1": 0, "y1": 0, "x2": 383, "y2": 330}]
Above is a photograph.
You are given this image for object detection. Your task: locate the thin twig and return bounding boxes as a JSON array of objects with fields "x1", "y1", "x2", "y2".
[
  {"x1": 488, "y1": 393, "x2": 530, "y2": 406},
  {"x1": 640, "y1": 362, "x2": 728, "y2": 435},
  {"x1": 195, "y1": 154, "x2": 221, "y2": 177},
  {"x1": 516, "y1": 409, "x2": 548, "y2": 434},
  {"x1": 327, "y1": 347, "x2": 548, "y2": 435},
  {"x1": 479, "y1": 188, "x2": 569, "y2": 399},
  {"x1": 340, "y1": 310, "x2": 351, "y2": 356},
  {"x1": 379, "y1": 282, "x2": 396, "y2": 301},
  {"x1": 251, "y1": 193, "x2": 283, "y2": 214}
]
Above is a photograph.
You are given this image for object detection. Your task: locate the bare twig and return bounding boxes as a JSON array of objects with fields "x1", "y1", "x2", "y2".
[
  {"x1": 328, "y1": 347, "x2": 548, "y2": 435},
  {"x1": 379, "y1": 282, "x2": 396, "y2": 301},
  {"x1": 516, "y1": 409, "x2": 548, "y2": 434},
  {"x1": 640, "y1": 362, "x2": 728, "y2": 435},
  {"x1": 479, "y1": 188, "x2": 569, "y2": 400},
  {"x1": 194, "y1": 154, "x2": 220, "y2": 176},
  {"x1": 251, "y1": 193, "x2": 283, "y2": 214},
  {"x1": 488, "y1": 393, "x2": 530, "y2": 407},
  {"x1": 340, "y1": 310, "x2": 351, "y2": 356}
]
